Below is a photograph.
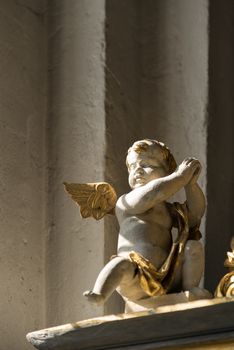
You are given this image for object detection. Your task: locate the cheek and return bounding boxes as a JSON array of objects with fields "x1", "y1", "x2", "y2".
[
  {"x1": 128, "y1": 173, "x2": 134, "y2": 187},
  {"x1": 145, "y1": 168, "x2": 156, "y2": 177},
  {"x1": 154, "y1": 169, "x2": 167, "y2": 178},
  {"x1": 146, "y1": 168, "x2": 164, "y2": 179}
]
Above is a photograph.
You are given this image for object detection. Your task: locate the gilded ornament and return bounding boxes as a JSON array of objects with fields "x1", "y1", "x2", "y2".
[{"x1": 215, "y1": 237, "x2": 234, "y2": 298}]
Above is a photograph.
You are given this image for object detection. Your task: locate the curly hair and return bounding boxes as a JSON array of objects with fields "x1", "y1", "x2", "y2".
[{"x1": 126, "y1": 139, "x2": 177, "y2": 174}]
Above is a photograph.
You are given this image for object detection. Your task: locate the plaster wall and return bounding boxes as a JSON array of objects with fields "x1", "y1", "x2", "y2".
[
  {"x1": 0, "y1": 0, "x2": 215, "y2": 347},
  {"x1": 105, "y1": 0, "x2": 208, "y2": 192},
  {"x1": 105, "y1": 0, "x2": 208, "y2": 315},
  {"x1": 139, "y1": 0, "x2": 208, "y2": 203},
  {"x1": 104, "y1": 0, "x2": 142, "y2": 314},
  {"x1": 43, "y1": 0, "x2": 209, "y2": 323},
  {"x1": 205, "y1": 0, "x2": 234, "y2": 292},
  {"x1": 46, "y1": 0, "x2": 106, "y2": 326},
  {"x1": 0, "y1": 1, "x2": 47, "y2": 349}
]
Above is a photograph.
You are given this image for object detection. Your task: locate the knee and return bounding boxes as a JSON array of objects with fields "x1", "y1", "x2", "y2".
[
  {"x1": 117, "y1": 258, "x2": 135, "y2": 273},
  {"x1": 184, "y1": 240, "x2": 203, "y2": 259},
  {"x1": 113, "y1": 257, "x2": 136, "y2": 281},
  {"x1": 108, "y1": 256, "x2": 134, "y2": 273}
]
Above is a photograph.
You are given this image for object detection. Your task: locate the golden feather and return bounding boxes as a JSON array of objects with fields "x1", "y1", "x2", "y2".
[{"x1": 63, "y1": 182, "x2": 117, "y2": 220}]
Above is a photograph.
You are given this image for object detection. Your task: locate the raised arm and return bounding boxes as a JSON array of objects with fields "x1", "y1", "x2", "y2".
[
  {"x1": 185, "y1": 163, "x2": 206, "y2": 228},
  {"x1": 117, "y1": 158, "x2": 200, "y2": 215}
]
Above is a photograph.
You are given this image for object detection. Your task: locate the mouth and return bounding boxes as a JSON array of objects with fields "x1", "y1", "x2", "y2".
[{"x1": 134, "y1": 176, "x2": 145, "y2": 184}]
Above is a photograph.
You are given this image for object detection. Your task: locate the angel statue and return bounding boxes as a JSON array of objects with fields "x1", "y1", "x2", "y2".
[{"x1": 64, "y1": 139, "x2": 212, "y2": 312}]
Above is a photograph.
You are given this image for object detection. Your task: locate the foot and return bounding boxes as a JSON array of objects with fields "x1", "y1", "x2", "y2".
[
  {"x1": 185, "y1": 287, "x2": 213, "y2": 300},
  {"x1": 83, "y1": 290, "x2": 105, "y2": 305}
]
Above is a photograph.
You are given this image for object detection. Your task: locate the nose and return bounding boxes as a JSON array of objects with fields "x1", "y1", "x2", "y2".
[{"x1": 135, "y1": 165, "x2": 144, "y2": 175}]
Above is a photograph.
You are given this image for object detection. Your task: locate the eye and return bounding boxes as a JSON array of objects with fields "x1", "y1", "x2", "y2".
[{"x1": 141, "y1": 163, "x2": 150, "y2": 168}]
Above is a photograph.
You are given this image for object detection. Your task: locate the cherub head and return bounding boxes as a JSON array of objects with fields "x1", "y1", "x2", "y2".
[{"x1": 126, "y1": 139, "x2": 177, "y2": 189}]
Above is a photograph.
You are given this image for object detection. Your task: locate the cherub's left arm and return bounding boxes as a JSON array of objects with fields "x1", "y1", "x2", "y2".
[{"x1": 185, "y1": 162, "x2": 206, "y2": 228}]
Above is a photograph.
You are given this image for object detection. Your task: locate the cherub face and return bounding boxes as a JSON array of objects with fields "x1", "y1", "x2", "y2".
[{"x1": 127, "y1": 151, "x2": 168, "y2": 189}]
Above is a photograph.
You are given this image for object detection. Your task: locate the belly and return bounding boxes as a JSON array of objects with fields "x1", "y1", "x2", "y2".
[{"x1": 117, "y1": 217, "x2": 172, "y2": 269}]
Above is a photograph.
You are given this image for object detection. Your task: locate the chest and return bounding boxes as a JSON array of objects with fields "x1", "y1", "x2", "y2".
[{"x1": 136, "y1": 202, "x2": 172, "y2": 228}]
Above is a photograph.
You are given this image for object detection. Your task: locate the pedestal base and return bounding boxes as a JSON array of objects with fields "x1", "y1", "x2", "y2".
[
  {"x1": 125, "y1": 289, "x2": 213, "y2": 312},
  {"x1": 27, "y1": 298, "x2": 234, "y2": 350}
]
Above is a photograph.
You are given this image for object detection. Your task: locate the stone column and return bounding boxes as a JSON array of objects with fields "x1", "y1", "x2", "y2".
[
  {"x1": 47, "y1": 0, "x2": 209, "y2": 324},
  {"x1": 0, "y1": 1, "x2": 47, "y2": 349},
  {"x1": 105, "y1": 0, "x2": 209, "y2": 303},
  {"x1": 205, "y1": 0, "x2": 234, "y2": 292},
  {"x1": 139, "y1": 0, "x2": 208, "y2": 166},
  {"x1": 46, "y1": 0, "x2": 106, "y2": 325}
]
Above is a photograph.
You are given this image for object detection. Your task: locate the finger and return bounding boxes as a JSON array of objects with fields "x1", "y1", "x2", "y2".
[
  {"x1": 189, "y1": 159, "x2": 200, "y2": 168},
  {"x1": 184, "y1": 157, "x2": 193, "y2": 163},
  {"x1": 195, "y1": 162, "x2": 202, "y2": 171},
  {"x1": 187, "y1": 162, "x2": 199, "y2": 170},
  {"x1": 184, "y1": 157, "x2": 198, "y2": 165},
  {"x1": 193, "y1": 166, "x2": 202, "y2": 176}
]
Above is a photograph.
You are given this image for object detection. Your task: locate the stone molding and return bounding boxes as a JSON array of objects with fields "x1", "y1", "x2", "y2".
[{"x1": 27, "y1": 298, "x2": 234, "y2": 350}]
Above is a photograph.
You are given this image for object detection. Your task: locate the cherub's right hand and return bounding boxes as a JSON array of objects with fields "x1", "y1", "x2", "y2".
[{"x1": 176, "y1": 158, "x2": 201, "y2": 185}]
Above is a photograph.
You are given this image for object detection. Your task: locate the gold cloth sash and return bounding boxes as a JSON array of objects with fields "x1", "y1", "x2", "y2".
[
  {"x1": 129, "y1": 251, "x2": 166, "y2": 296},
  {"x1": 129, "y1": 202, "x2": 201, "y2": 297}
]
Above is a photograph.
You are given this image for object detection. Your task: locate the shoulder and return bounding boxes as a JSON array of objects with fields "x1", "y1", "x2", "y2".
[
  {"x1": 115, "y1": 193, "x2": 134, "y2": 219},
  {"x1": 116, "y1": 194, "x2": 128, "y2": 212},
  {"x1": 114, "y1": 195, "x2": 126, "y2": 224}
]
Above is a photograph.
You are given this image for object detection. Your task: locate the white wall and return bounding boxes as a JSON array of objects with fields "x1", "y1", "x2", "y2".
[
  {"x1": 104, "y1": 0, "x2": 208, "y2": 247},
  {"x1": 141, "y1": 0, "x2": 208, "y2": 150},
  {"x1": 0, "y1": 1, "x2": 47, "y2": 349},
  {"x1": 103, "y1": 0, "x2": 208, "y2": 313},
  {"x1": 46, "y1": 0, "x2": 106, "y2": 326},
  {"x1": 0, "y1": 1, "x2": 214, "y2": 349},
  {"x1": 139, "y1": 0, "x2": 208, "y2": 231}
]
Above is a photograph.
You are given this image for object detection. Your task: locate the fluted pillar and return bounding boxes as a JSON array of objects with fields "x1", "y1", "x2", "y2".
[{"x1": 46, "y1": 0, "x2": 106, "y2": 325}]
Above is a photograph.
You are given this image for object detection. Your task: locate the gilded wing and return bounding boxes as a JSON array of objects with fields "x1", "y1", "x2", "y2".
[{"x1": 63, "y1": 182, "x2": 117, "y2": 220}]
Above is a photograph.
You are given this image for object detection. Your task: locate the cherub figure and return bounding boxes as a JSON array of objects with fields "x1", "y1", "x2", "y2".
[{"x1": 65, "y1": 139, "x2": 211, "y2": 310}]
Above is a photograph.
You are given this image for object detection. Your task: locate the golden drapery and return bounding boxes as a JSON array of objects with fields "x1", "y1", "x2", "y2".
[{"x1": 129, "y1": 202, "x2": 201, "y2": 297}]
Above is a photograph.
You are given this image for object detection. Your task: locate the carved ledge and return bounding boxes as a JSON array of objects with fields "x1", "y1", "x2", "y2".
[{"x1": 27, "y1": 298, "x2": 234, "y2": 350}]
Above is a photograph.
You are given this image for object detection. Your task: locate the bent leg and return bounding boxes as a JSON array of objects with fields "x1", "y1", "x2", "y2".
[
  {"x1": 182, "y1": 240, "x2": 204, "y2": 291},
  {"x1": 84, "y1": 256, "x2": 136, "y2": 305}
]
